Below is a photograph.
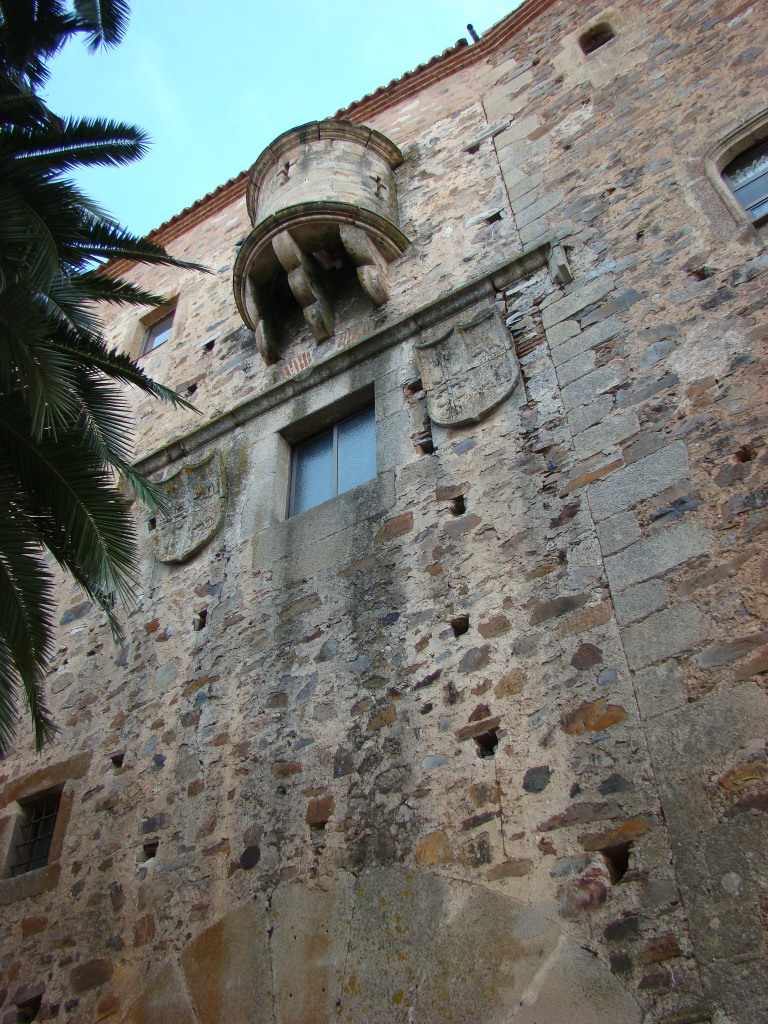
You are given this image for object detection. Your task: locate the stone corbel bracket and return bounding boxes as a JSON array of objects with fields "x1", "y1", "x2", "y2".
[{"x1": 233, "y1": 121, "x2": 409, "y2": 365}]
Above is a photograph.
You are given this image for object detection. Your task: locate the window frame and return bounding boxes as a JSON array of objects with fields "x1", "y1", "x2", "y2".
[
  {"x1": 696, "y1": 108, "x2": 768, "y2": 238},
  {"x1": 0, "y1": 752, "x2": 90, "y2": 906},
  {"x1": 287, "y1": 403, "x2": 377, "y2": 518},
  {"x1": 722, "y1": 138, "x2": 768, "y2": 226},
  {"x1": 6, "y1": 789, "x2": 62, "y2": 878},
  {"x1": 140, "y1": 308, "x2": 175, "y2": 356}
]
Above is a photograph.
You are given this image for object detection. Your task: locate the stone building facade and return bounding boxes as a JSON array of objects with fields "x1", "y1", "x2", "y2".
[{"x1": 1, "y1": 0, "x2": 767, "y2": 1021}]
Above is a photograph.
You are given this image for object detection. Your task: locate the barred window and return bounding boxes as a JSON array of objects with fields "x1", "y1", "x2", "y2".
[{"x1": 7, "y1": 791, "x2": 61, "y2": 877}]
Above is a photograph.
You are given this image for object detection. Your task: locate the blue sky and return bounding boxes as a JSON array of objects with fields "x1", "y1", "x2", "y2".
[{"x1": 44, "y1": 1, "x2": 521, "y2": 236}]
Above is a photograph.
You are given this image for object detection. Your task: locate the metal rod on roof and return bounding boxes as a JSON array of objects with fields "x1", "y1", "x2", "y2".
[{"x1": 467, "y1": 24, "x2": 480, "y2": 43}]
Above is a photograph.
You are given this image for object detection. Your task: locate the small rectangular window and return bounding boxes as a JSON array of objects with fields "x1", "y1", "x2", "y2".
[
  {"x1": 723, "y1": 139, "x2": 768, "y2": 222},
  {"x1": 141, "y1": 310, "x2": 175, "y2": 355},
  {"x1": 7, "y1": 791, "x2": 61, "y2": 877},
  {"x1": 289, "y1": 406, "x2": 376, "y2": 517}
]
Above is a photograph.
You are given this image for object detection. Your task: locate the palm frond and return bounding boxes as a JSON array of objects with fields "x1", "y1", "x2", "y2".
[
  {"x1": 7, "y1": 115, "x2": 148, "y2": 170},
  {"x1": 72, "y1": 0, "x2": 129, "y2": 51}
]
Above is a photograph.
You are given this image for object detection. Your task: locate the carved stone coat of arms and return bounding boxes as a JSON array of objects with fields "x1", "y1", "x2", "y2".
[
  {"x1": 153, "y1": 451, "x2": 227, "y2": 564},
  {"x1": 414, "y1": 308, "x2": 520, "y2": 427}
]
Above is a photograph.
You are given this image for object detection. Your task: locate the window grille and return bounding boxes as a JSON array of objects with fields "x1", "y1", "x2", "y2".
[{"x1": 8, "y1": 792, "x2": 61, "y2": 877}]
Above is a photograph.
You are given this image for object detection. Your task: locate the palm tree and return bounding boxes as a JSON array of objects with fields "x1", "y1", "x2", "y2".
[{"x1": 0, "y1": 1, "x2": 201, "y2": 752}]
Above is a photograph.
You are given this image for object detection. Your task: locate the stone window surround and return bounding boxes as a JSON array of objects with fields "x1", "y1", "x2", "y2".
[
  {"x1": 707, "y1": 109, "x2": 768, "y2": 227},
  {"x1": 552, "y1": 7, "x2": 646, "y2": 89},
  {"x1": 684, "y1": 105, "x2": 768, "y2": 243},
  {"x1": 125, "y1": 292, "x2": 188, "y2": 362},
  {"x1": 140, "y1": 308, "x2": 175, "y2": 356},
  {"x1": 0, "y1": 752, "x2": 90, "y2": 906},
  {"x1": 285, "y1": 388, "x2": 376, "y2": 519}
]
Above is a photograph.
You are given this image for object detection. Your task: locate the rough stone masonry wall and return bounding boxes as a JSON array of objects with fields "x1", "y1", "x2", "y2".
[
  {"x1": 0, "y1": 0, "x2": 767, "y2": 1022},
  {"x1": 459, "y1": 0, "x2": 768, "y2": 1019}
]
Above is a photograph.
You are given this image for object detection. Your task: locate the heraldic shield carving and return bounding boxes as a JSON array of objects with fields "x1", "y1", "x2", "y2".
[
  {"x1": 414, "y1": 308, "x2": 520, "y2": 427},
  {"x1": 153, "y1": 451, "x2": 227, "y2": 564}
]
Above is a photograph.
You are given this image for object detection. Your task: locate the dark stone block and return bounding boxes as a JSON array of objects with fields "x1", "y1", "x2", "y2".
[
  {"x1": 523, "y1": 766, "x2": 552, "y2": 793},
  {"x1": 239, "y1": 845, "x2": 261, "y2": 870}
]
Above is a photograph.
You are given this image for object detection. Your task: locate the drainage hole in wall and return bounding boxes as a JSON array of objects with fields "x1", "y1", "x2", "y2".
[
  {"x1": 147, "y1": 517, "x2": 156, "y2": 532},
  {"x1": 203, "y1": 338, "x2": 216, "y2": 352},
  {"x1": 451, "y1": 614, "x2": 470, "y2": 637},
  {"x1": 140, "y1": 841, "x2": 159, "y2": 862},
  {"x1": 193, "y1": 608, "x2": 208, "y2": 631},
  {"x1": 734, "y1": 444, "x2": 756, "y2": 462},
  {"x1": 601, "y1": 841, "x2": 632, "y2": 883},
  {"x1": 450, "y1": 495, "x2": 466, "y2": 516},
  {"x1": 403, "y1": 376, "x2": 424, "y2": 398},
  {"x1": 110, "y1": 752, "x2": 125, "y2": 768},
  {"x1": 474, "y1": 728, "x2": 500, "y2": 758}
]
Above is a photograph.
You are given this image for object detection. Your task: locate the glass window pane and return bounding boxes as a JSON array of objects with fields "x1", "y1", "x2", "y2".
[
  {"x1": 292, "y1": 429, "x2": 334, "y2": 515},
  {"x1": 144, "y1": 312, "x2": 174, "y2": 353},
  {"x1": 337, "y1": 407, "x2": 376, "y2": 495},
  {"x1": 732, "y1": 172, "x2": 768, "y2": 213},
  {"x1": 724, "y1": 139, "x2": 768, "y2": 188}
]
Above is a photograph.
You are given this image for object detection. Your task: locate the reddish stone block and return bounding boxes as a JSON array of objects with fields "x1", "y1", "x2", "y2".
[
  {"x1": 478, "y1": 614, "x2": 511, "y2": 638},
  {"x1": 579, "y1": 817, "x2": 650, "y2": 852},
  {"x1": 367, "y1": 705, "x2": 396, "y2": 731},
  {"x1": 570, "y1": 643, "x2": 603, "y2": 670},
  {"x1": 556, "y1": 601, "x2": 612, "y2": 637},
  {"x1": 487, "y1": 858, "x2": 533, "y2": 880},
  {"x1": 455, "y1": 716, "x2": 501, "y2": 742},
  {"x1": 561, "y1": 698, "x2": 627, "y2": 735},
  {"x1": 306, "y1": 795, "x2": 335, "y2": 827},
  {"x1": 69, "y1": 959, "x2": 113, "y2": 994},
  {"x1": 637, "y1": 933, "x2": 682, "y2": 965},
  {"x1": 375, "y1": 512, "x2": 414, "y2": 542},
  {"x1": 21, "y1": 916, "x2": 47, "y2": 937}
]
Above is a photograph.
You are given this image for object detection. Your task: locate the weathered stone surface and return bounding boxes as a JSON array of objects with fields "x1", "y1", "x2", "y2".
[
  {"x1": 696, "y1": 632, "x2": 768, "y2": 669},
  {"x1": 415, "y1": 831, "x2": 455, "y2": 864},
  {"x1": 578, "y1": 817, "x2": 650, "y2": 851},
  {"x1": 523, "y1": 766, "x2": 552, "y2": 793},
  {"x1": 458, "y1": 645, "x2": 491, "y2": 672},
  {"x1": 562, "y1": 361, "x2": 628, "y2": 412},
  {"x1": 530, "y1": 593, "x2": 589, "y2": 624},
  {"x1": 612, "y1": 580, "x2": 669, "y2": 626},
  {"x1": 597, "y1": 511, "x2": 641, "y2": 557},
  {"x1": 542, "y1": 277, "x2": 615, "y2": 330},
  {"x1": 562, "y1": 699, "x2": 627, "y2": 735},
  {"x1": 69, "y1": 959, "x2": 113, "y2": 994},
  {"x1": 574, "y1": 410, "x2": 640, "y2": 460},
  {"x1": 605, "y1": 521, "x2": 712, "y2": 592},
  {"x1": 589, "y1": 442, "x2": 689, "y2": 521},
  {"x1": 456, "y1": 716, "x2": 501, "y2": 742},
  {"x1": 487, "y1": 858, "x2": 533, "y2": 879},
  {"x1": 180, "y1": 903, "x2": 271, "y2": 1024},
  {"x1": 622, "y1": 603, "x2": 707, "y2": 669}
]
